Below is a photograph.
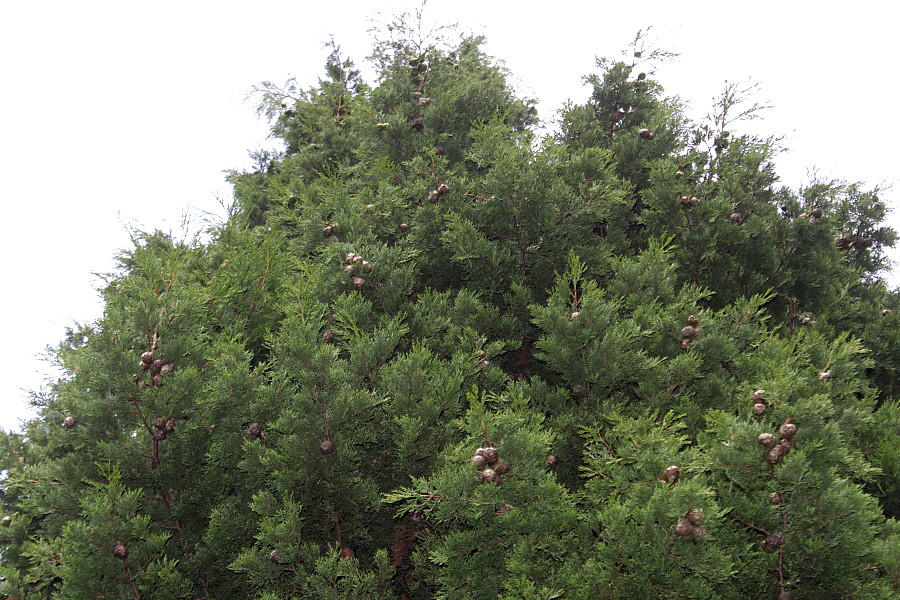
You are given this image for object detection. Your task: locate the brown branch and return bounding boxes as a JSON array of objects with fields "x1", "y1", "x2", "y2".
[
  {"x1": 122, "y1": 556, "x2": 142, "y2": 600},
  {"x1": 730, "y1": 513, "x2": 769, "y2": 535}
]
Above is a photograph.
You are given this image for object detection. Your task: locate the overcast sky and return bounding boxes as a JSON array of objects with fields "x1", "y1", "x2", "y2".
[{"x1": 1, "y1": 1, "x2": 897, "y2": 433}]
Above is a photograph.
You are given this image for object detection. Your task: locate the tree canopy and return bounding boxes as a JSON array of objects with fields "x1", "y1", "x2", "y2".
[{"x1": 2, "y1": 20, "x2": 898, "y2": 600}]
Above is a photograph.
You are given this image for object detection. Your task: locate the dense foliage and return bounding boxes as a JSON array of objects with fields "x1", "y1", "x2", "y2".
[{"x1": 2, "y1": 20, "x2": 899, "y2": 600}]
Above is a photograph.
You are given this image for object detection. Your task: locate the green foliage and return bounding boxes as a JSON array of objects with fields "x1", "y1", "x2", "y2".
[{"x1": 2, "y1": 19, "x2": 898, "y2": 600}]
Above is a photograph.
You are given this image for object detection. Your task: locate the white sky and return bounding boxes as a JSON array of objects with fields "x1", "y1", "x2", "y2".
[{"x1": 1, "y1": 1, "x2": 897, "y2": 433}]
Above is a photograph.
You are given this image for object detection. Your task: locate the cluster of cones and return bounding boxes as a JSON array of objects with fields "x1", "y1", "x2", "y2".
[
  {"x1": 759, "y1": 422, "x2": 798, "y2": 467},
  {"x1": 343, "y1": 252, "x2": 372, "y2": 290},
  {"x1": 471, "y1": 446, "x2": 510, "y2": 486},
  {"x1": 152, "y1": 417, "x2": 175, "y2": 441},
  {"x1": 135, "y1": 351, "x2": 174, "y2": 388},
  {"x1": 674, "y1": 508, "x2": 706, "y2": 541}
]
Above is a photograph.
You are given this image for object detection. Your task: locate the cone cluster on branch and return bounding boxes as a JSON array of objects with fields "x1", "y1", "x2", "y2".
[
  {"x1": 343, "y1": 252, "x2": 372, "y2": 290},
  {"x1": 760, "y1": 421, "x2": 798, "y2": 467},
  {"x1": 471, "y1": 446, "x2": 510, "y2": 486},
  {"x1": 675, "y1": 508, "x2": 705, "y2": 541},
  {"x1": 135, "y1": 350, "x2": 174, "y2": 389},
  {"x1": 751, "y1": 389, "x2": 767, "y2": 421},
  {"x1": 427, "y1": 183, "x2": 450, "y2": 204},
  {"x1": 152, "y1": 417, "x2": 176, "y2": 441}
]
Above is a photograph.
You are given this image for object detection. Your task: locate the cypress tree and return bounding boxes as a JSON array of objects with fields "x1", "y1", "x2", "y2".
[{"x1": 2, "y1": 21, "x2": 898, "y2": 600}]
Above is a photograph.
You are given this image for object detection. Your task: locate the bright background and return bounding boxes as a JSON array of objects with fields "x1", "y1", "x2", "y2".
[{"x1": 1, "y1": 1, "x2": 897, "y2": 432}]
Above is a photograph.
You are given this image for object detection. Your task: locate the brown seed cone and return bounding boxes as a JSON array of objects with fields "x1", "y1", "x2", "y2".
[
  {"x1": 835, "y1": 235, "x2": 852, "y2": 251},
  {"x1": 152, "y1": 428, "x2": 167, "y2": 441},
  {"x1": 638, "y1": 128, "x2": 653, "y2": 140},
  {"x1": 762, "y1": 533, "x2": 785, "y2": 553},
  {"x1": 758, "y1": 433, "x2": 777, "y2": 448},
  {"x1": 269, "y1": 549, "x2": 280, "y2": 563},
  {"x1": 663, "y1": 465, "x2": 680, "y2": 485},
  {"x1": 482, "y1": 447, "x2": 499, "y2": 464},
  {"x1": 471, "y1": 454, "x2": 487, "y2": 469},
  {"x1": 436, "y1": 183, "x2": 450, "y2": 195},
  {"x1": 675, "y1": 520, "x2": 694, "y2": 537},
  {"x1": 681, "y1": 325, "x2": 698, "y2": 339},
  {"x1": 322, "y1": 225, "x2": 334, "y2": 237},
  {"x1": 767, "y1": 445, "x2": 785, "y2": 466},
  {"x1": 572, "y1": 385, "x2": 588, "y2": 398},
  {"x1": 752, "y1": 389, "x2": 766, "y2": 402},
  {"x1": 779, "y1": 423, "x2": 797, "y2": 439},
  {"x1": 151, "y1": 374, "x2": 164, "y2": 388},
  {"x1": 482, "y1": 468, "x2": 500, "y2": 485},
  {"x1": 686, "y1": 314, "x2": 700, "y2": 327},
  {"x1": 882, "y1": 309, "x2": 893, "y2": 316},
  {"x1": 153, "y1": 417, "x2": 167, "y2": 430},
  {"x1": 62, "y1": 416, "x2": 76, "y2": 429},
  {"x1": 151, "y1": 359, "x2": 165, "y2": 374},
  {"x1": 730, "y1": 212, "x2": 742, "y2": 223},
  {"x1": 322, "y1": 329, "x2": 335, "y2": 343},
  {"x1": 569, "y1": 311, "x2": 580, "y2": 321},
  {"x1": 248, "y1": 422, "x2": 263, "y2": 438},
  {"x1": 494, "y1": 460, "x2": 511, "y2": 476},
  {"x1": 686, "y1": 508, "x2": 704, "y2": 525},
  {"x1": 770, "y1": 492, "x2": 785, "y2": 505},
  {"x1": 165, "y1": 419, "x2": 175, "y2": 434},
  {"x1": 140, "y1": 359, "x2": 151, "y2": 371},
  {"x1": 399, "y1": 222, "x2": 409, "y2": 232},
  {"x1": 753, "y1": 403, "x2": 767, "y2": 416},
  {"x1": 818, "y1": 370, "x2": 832, "y2": 381},
  {"x1": 160, "y1": 363, "x2": 174, "y2": 375},
  {"x1": 113, "y1": 543, "x2": 128, "y2": 559},
  {"x1": 780, "y1": 437, "x2": 796, "y2": 452},
  {"x1": 319, "y1": 440, "x2": 334, "y2": 456},
  {"x1": 811, "y1": 207, "x2": 823, "y2": 219},
  {"x1": 352, "y1": 277, "x2": 366, "y2": 290},
  {"x1": 545, "y1": 454, "x2": 558, "y2": 468},
  {"x1": 427, "y1": 190, "x2": 440, "y2": 203},
  {"x1": 141, "y1": 351, "x2": 154, "y2": 364}
]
